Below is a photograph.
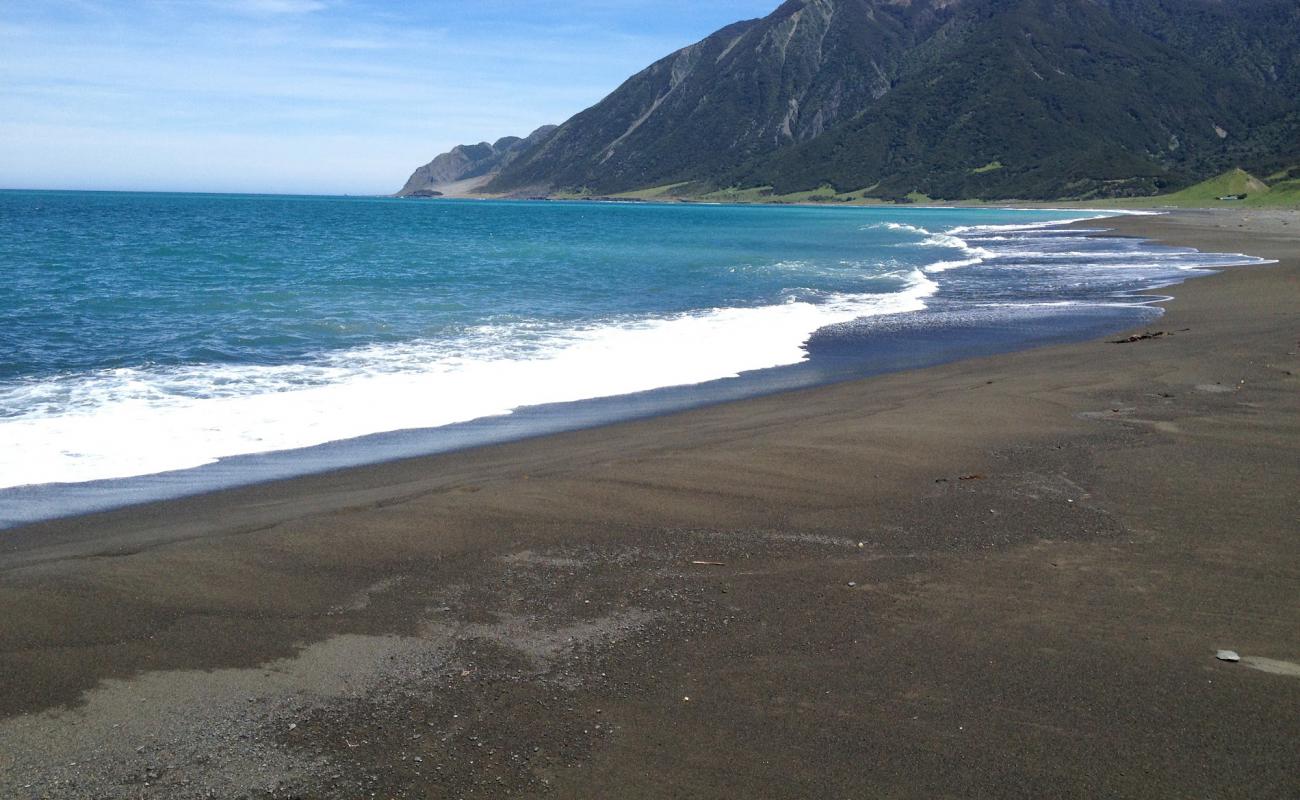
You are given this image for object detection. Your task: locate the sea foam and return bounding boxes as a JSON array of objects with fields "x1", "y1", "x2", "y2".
[{"x1": 0, "y1": 271, "x2": 936, "y2": 488}]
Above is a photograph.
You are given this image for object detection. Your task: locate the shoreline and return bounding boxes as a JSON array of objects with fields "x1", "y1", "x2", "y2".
[
  {"x1": 0, "y1": 298, "x2": 1152, "y2": 530},
  {"x1": 1, "y1": 209, "x2": 1296, "y2": 798},
  {"x1": 0, "y1": 207, "x2": 1244, "y2": 528}
]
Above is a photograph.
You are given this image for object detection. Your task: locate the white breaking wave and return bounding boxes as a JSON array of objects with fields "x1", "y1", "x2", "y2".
[
  {"x1": 923, "y1": 256, "x2": 986, "y2": 273},
  {"x1": 0, "y1": 272, "x2": 937, "y2": 489},
  {"x1": 873, "y1": 214, "x2": 1128, "y2": 274},
  {"x1": 868, "y1": 220, "x2": 996, "y2": 273},
  {"x1": 985, "y1": 250, "x2": 1192, "y2": 260},
  {"x1": 874, "y1": 222, "x2": 930, "y2": 235}
]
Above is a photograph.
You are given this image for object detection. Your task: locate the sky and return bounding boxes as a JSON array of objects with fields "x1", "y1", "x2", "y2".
[{"x1": 0, "y1": 0, "x2": 779, "y2": 195}]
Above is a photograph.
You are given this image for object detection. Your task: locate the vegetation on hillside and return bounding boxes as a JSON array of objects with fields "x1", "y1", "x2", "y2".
[
  {"x1": 475, "y1": 0, "x2": 1299, "y2": 203},
  {"x1": 1076, "y1": 168, "x2": 1300, "y2": 209}
]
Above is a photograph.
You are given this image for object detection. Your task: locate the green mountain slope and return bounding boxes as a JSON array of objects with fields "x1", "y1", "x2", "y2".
[
  {"x1": 478, "y1": 0, "x2": 1299, "y2": 201},
  {"x1": 487, "y1": 1, "x2": 955, "y2": 195},
  {"x1": 740, "y1": 0, "x2": 1300, "y2": 200}
]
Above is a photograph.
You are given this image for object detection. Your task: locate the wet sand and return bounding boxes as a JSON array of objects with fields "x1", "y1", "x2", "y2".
[{"x1": 1, "y1": 210, "x2": 1297, "y2": 798}]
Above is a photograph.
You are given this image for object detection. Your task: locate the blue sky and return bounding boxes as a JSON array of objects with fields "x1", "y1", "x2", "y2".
[{"x1": 0, "y1": 0, "x2": 779, "y2": 194}]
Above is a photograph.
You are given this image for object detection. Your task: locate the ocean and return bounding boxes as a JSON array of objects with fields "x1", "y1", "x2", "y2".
[{"x1": 0, "y1": 191, "x2": 1264, "y2": 525}]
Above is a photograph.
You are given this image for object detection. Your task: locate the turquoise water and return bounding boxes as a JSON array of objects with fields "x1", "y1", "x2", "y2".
[{"x1": 0, "y1": 192, "x2": 1258, "y2": 495}]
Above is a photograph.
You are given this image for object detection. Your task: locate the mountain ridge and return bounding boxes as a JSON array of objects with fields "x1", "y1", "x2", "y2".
[
  {"x1": 400, "y1": 0, "x2": 1300, "y2": 202},
  {"x1": 485, "y1": 0, "x2": 956, "y2": 196}
]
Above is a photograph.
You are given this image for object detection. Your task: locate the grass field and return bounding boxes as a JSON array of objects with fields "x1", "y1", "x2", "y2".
[{"x1": 1076, "y1": 169, "x2": 1300, "y2": 209}]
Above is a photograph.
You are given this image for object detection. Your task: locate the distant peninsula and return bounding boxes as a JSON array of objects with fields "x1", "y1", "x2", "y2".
[
  {"x1": 399, "y1": 0, "x2": 1300, "y2": 204},
  {"x1": 398, "y1": 125, "x2": 556, "y2": 199}
]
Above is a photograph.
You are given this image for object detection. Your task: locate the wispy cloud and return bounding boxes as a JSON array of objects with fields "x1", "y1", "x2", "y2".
[
  {"x1": 210, "y1": 0, "x2": 328, "y2": 15},
  {"x1": 0, "y1": 0, "x2": 780, "y2": 193}
]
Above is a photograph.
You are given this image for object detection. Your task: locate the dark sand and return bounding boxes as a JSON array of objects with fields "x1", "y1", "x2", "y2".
[{"x1": 1, "y1": 210, "x2": 1296, "y2": 799}]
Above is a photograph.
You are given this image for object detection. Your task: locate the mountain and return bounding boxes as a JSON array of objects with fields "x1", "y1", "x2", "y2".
[
  {"x1": 469, "y1": 0, "x2": 1300, "y2": 201},
  {"x1": 397, "y1": 125, "x2": 556, "y2": 197},
  {"x1": 737, "y1": 0, "x2": 1300, "y2": 200},
  {"x1": 482, "y1": 1, "x2": 953, "y2": 196}
]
